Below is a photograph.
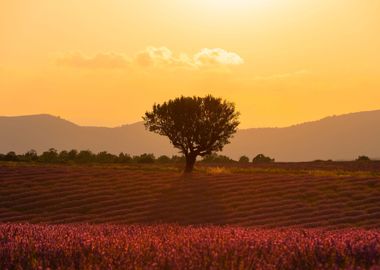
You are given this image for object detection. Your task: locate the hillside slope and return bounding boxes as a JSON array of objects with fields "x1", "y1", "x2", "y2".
[
  {"x1": 224, "y1": 110, "x2": 380, "y2": 161},
  {"x1": 0, "y1": 164, "x2": 379, "y2": 228},
  {"x1": 0, "y1": 110, "x2": 380, "y2": 161},
  {"x1": 0, "y1": 114, "x2": 174, "y2": 157}
]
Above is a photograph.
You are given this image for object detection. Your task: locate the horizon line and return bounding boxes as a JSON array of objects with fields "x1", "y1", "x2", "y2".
[{"x1": 0, "y1": 108, "x2": 379, "y2": 130}]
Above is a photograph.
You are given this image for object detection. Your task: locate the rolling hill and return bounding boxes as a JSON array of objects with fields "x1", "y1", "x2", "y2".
[{"x1": 0, "y1": 110, "x2": 380, "y2": 161}]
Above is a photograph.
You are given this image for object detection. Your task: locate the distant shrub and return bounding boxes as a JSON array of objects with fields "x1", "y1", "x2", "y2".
[
  {"x1": 96, "y1": 151, "x2": 118, "y2": 163},
  {"x1": 76, "y1": 150, "x2": 96, "y2": 163},
  {"x1": 238, "y1": 155, "x2": 250, "y2": 163},
  {"x1": 67, "y1": 149, "x2": 78, "y2": 161},
  {"x1": 39, "y1": 148, "x2": 58, "y2": 163},
  {"x1": 58, "y1": 150, "x2": 69, "y2": 162},
  {"x1": 201, "y1": 153, "x2": 235, "y2": 163},
  {"x1": 23, "y1": 150, "x2": 38, "y2": 162},
  {"x1": 0, "y1": 149, "x2": 243, "y2": 165},
  {"x1": 134, "y1": 153, "x2": 155, "y2": 163},
  {"x1": 356, "y1": 155, "x2": 371, "y2": 162},
  {"x1": 118, "y1": 152, "x2": 132, "y2": 163},
  {"x1": 4, "y1": 151, "x2": 19, "y2": 161},
  {"x1": 252, "y1": 154, "x2": 275, "y2": 164},
  {"x1": 157, "y1": 155, "x2": 171, "y2": 163}
]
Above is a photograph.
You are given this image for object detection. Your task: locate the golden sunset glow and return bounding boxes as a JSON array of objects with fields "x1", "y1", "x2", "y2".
[
  {"x1": 196, "y1": 0, "x2": 272, "y2": 10},
  {"x1": 204, "y1": 0, "x2": 253, "y2": 7},
  {"x1": 1, "y1": 0, "x2": 380, "y2": 128}
]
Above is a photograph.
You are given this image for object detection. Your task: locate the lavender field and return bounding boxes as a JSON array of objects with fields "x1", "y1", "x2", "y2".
[{"x1": 1, "y1": 224, "x2": 380, "y2": 270}]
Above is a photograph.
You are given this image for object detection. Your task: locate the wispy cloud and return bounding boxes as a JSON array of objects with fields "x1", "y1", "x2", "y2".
[
  {"x1": 57, "y1": 47, "x2": 244, "y2": 71},
  {"x1": 134, "y1": 47, "x2": 193, "y2": 68},
  {"x1": 135, "y1": 47, "x2": 244, "y2": 69},
  {"x1": 193, "y1": 48, "x2": 244, "y2": 67}
]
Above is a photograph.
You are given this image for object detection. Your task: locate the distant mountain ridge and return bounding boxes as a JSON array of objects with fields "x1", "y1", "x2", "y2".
[{"x1": 0, "y1": 110, "x2": 379, "y2": 161}]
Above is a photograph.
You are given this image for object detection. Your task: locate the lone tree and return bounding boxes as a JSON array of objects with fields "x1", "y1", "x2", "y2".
[{"x1": 143, "y1": 95, "x2": 240, "y2": 173}]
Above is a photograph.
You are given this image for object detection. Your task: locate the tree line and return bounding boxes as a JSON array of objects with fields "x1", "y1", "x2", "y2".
[{"x1": 0, "y1": 149, "x2": 274, "y2": 164}]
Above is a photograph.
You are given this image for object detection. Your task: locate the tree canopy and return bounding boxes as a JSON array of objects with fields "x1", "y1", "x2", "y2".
[{"x1": 143, "y1": 95, "x2": 240, "y2": 172}]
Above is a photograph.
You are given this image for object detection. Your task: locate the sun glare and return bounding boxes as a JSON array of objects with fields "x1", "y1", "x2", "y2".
[
  {"x1": 212, "y1": 0, "x2": 250, "y2": 8},
  {"x1": 201, "y1": 0, "x2": 272, "y2": 10}
]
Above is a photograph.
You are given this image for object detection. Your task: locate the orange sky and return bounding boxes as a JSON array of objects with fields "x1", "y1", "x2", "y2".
[{"x1": 1, "y1": 0, "x2": 379, "y2": 128}]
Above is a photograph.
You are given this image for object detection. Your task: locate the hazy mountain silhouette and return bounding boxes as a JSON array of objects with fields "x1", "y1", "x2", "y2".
[
  {"x1": 0, "y1": 114, "x2": 174, "y2": 157},
  {"x1": 223, "y1": 110, "x2": 380, "y2": 161},
  {"x1": 0, "y1": 110, "x2": 379, "y2": 161}
]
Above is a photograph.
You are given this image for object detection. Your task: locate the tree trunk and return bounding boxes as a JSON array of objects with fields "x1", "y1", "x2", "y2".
[{"x1": 184, "y1": 153, "x2": 197, "y2": 173}]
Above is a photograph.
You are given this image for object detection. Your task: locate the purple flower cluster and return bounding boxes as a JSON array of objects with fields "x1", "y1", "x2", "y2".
[{"x1": 1, "y1": 224, "x2": 380, "y2": 269}]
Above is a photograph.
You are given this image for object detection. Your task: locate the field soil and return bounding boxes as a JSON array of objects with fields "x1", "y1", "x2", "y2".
[{"x1": 0, "y1": 163, "x2": 379, "y2": 228}]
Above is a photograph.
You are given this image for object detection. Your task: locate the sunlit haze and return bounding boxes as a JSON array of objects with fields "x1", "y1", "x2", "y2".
[{"x1": 1, "y1": 0, "x2": 379, "y2": 128}]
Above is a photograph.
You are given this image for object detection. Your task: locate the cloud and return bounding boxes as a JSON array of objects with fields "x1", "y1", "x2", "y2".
[
  {"x1": 193, "y1": 48, "x2": 244, "y2": 67},
  {"x1": 134, "y1": 47, "x2": 193, "y2": 68},
  {"x1": 134, "y1": 47, "x2": 244, "y2": 70},
  {"x1": 57, "y1": 47, "x2": 244, "y2": 71},
  {"x1": 57, "y1": 52, "x2": 129, "y2": 69}
]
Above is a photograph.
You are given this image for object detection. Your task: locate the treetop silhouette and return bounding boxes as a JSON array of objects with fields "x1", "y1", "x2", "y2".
[{"x1": 143, "y1": 95, "x2": 240, "y2": 173}]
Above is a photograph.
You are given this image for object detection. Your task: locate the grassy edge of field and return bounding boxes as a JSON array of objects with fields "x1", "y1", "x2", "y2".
[{"x1": 1, "y1": 161, "x2": 379, "y2": 178}]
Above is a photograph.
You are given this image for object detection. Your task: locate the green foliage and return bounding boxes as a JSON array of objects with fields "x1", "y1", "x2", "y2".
[
  {"x1": 67, "y1": 149, "x2": 78, "y2": 161},
  {"x1": 24, "y1": 150, "x2": 38, "y2": 161},
  {"x1": 39, "y1": 148, "x2": 59, "y2": 163},
  {"x1": 252, "y1": 154, "x2": 275, "y2": 164},
  {"x1": 238, "y1": 155, "x2": 250, "y2": 163},
  {"x1": 76, "y1": 150, "x2": 96, "y2": 163},
  {"x1": 96, "y1": 151, "x2": 118, "y2": 163},
  {"x1": 133, "y1": 153, "x2": 155, "y2": 163},
  {"x1": 4, "y1": 151, "x2": 19, "y2": 161},
  {"x1": 143, "y1": 95, "x2": 240, "y2": 172},
  {"x1": 356, "y1": 155, "x2": 371, "y2": 162},
  {"x1": 118, "y1": 152, "x2": 132, "y2": 163},
  {"x1": 156, "y1": 155, "x2": 171, "y2": 163},
  {"x1": 58, "y1": 150, "x2": 70, "y2": 162},
  {"x1": 0, "y1": 149, "x2": 172, "y2": 164}
]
